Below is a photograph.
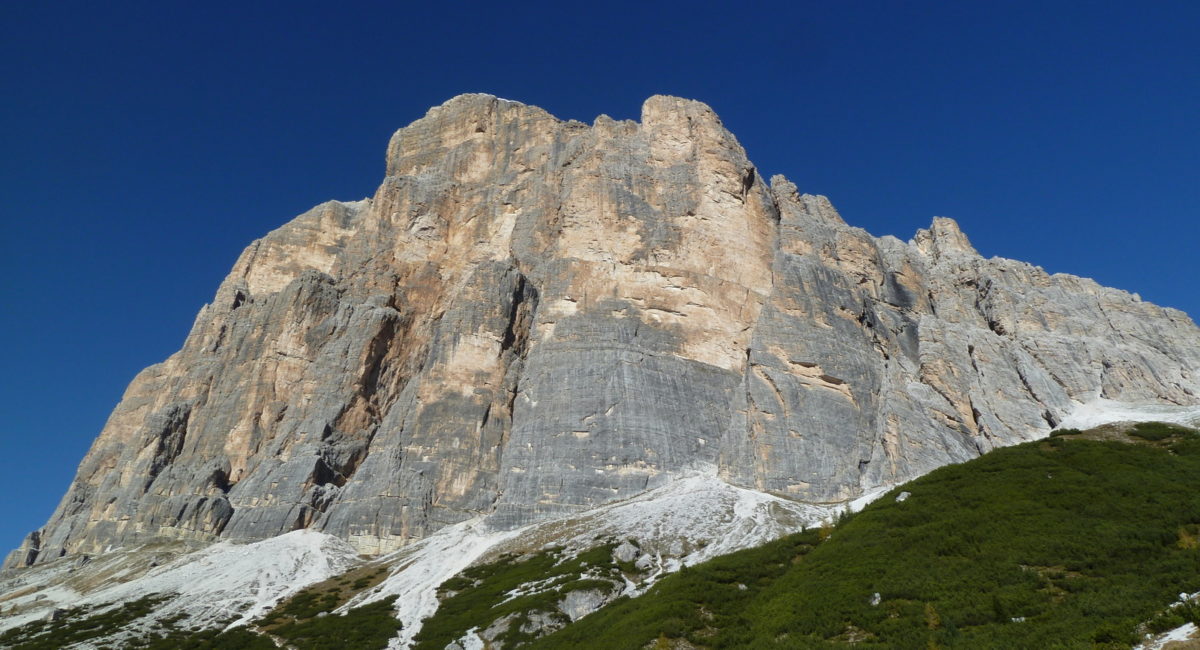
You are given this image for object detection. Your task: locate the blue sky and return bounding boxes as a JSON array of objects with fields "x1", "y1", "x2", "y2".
[{"x1": 1, "y1": 1, "x2": 1197, "y2": 552}]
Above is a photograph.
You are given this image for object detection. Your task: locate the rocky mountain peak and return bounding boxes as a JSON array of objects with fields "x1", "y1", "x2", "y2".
[
  {"x1": 6, "y1": 95, "x2": 1198, "y2": 571},
  {"x1": 914, "y1": 216, "x2": 979, "y2": 259}
]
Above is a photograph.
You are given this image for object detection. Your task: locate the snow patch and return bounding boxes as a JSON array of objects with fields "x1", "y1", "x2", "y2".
[
  {"x1": 97, "y1": 529, "x2": 360, "y2": 627},
  {"x1": 849, "y1": 484, "x2": 895, "y2": 513},
  {"x1": 353, "y1": 518, "x2": 524, "y2": 648},
  {"x1": 136, "y1": 530, "x2": 357, "y2": 625},
  {"x1": 542, "y1": 474, "x2": 837, "y2": 566},
  {"x1": 1138, "y1": 622, "x2": 1198, "y2": 650},
  {"x1": 1058, "y1": 399, "x2": 1200, "y2": 430},
  {"x1": 354, "y1": 474, "x2": 847, "y2": 647},
  {"x1": 1135, "y1": 590, "x2": 1200, "y2": 650},
  {"x1": 0, "y1": 530, "x2": 361, "y2": 634}
]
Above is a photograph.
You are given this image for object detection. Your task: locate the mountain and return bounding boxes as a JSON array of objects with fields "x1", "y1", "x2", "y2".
[{"x1": 2, "y1": 94, "x2": 1199, "y2": 647}]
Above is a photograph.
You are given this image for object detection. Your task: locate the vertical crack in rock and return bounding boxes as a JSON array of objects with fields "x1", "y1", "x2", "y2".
[
  {"x1": 143, "y1": 404, "x2": 193, "y2": 492},
  {"x1": 1042, "y1": 410, "x2": 1059, "y2": 428},
  {"x1": 488, "y1": 271, "x2": 539, "y2": 512},
  {"x1": 500, "y1": 274, "x2": 535, "y2": 358},
  {"x1": 499, "y1": 270, "x2": 538, "y2": 447},
  {"x1": 740, "y1": 166, "x2": 756, "y2": 201}
]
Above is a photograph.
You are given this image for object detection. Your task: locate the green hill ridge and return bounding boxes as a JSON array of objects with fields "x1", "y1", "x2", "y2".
[{"x1": 522, "y1": 422, "x2": 1200, "y2": 649}]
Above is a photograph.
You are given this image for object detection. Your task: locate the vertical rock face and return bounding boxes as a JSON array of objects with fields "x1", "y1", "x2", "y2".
[{"x1": 8, "y1": 94, "x2": 1200, "y2": 567}]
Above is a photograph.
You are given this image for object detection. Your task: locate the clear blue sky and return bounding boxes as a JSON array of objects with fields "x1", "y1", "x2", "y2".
[{"x1": 2, "y1": 1, "x2": 1197, "y2": 553}]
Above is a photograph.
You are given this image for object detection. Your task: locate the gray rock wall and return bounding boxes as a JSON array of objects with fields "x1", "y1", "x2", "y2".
[{"x1": 8, "y1": 94, "x2": 1199, "y2": 567}]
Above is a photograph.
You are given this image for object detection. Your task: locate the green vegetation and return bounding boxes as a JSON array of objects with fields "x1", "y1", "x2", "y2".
[
  {"x1": 413, "y1": 543, "x2": 626, "y2": 649},
  {"x1": 536, "y1": 531, "x2": 824, "y2": 649},
  {"x1": 1146, "y1": 599, "x2": 1200, "y2": 634},
  {"x1": 529, "y1": 423, "x2": 1200, "y2": 649},
  {"x1": 125, "y1": 594, "x2": 401, "y2": 650},
  {"x1": 1048, "y1": 427, "x2": 1082, "y2": 437},
  {"x1": 266, "y1": 596, "x2": 401, "y2": 650},
  {"x1": 0, "y1": 567, "x2": 400, "y2": 650},
  {"x1": 1127, "y1": 421, "x2": 1184, "y2": 442},
  {"x1": 0, "y1": 596, "x2": 167, "y2": 650},
  {"x1": 256, "y1": 562, "x2": 391, "y2": 630},
  {"x1": 136, "y1": 623, "x2": 276, "y2": 650},
  {"x1": 260, "y1": 589, "x2": 343, "y2": 625}
]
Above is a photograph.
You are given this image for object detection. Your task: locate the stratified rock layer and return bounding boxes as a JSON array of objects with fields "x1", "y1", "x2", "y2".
[{"x1": 9, "y1": 94, "x2": 1199, "y2": 567}]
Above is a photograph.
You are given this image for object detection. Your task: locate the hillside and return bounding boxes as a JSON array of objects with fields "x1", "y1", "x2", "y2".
[
  {"x1": 2, "y1": 423, "x2": 1198, "y2": 648},
  {"x1": 515, "y1": 423, "x2": 1200, "y2": 649}
]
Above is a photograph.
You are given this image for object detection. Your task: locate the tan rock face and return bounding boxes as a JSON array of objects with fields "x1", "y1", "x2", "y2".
[{"x1": 8, "y1": 94, "x2": 1199, "y2": 567}]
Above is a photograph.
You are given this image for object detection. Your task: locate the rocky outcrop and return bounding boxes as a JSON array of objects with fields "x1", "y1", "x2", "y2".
[{"x1": 8, "y1": 94, "x2": 1199, "y2": 568}]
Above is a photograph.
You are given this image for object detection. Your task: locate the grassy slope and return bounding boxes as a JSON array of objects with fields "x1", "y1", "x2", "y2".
[
  {"x1": 0, "y1": 591, "x2": 400, "y2": 650},
  {"x1": 531, "y1": 424, "x2": 1200, "y2": 649}
]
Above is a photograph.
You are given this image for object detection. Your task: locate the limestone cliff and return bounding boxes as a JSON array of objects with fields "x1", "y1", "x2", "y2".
[{"x1": 8, "y1": 94, "x2": 1199, "y2": 568}]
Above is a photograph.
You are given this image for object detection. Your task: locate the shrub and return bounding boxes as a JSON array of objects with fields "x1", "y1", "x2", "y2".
[{"x1": 1128, "y1": 421, "x2": 1189, "y2": 441}]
